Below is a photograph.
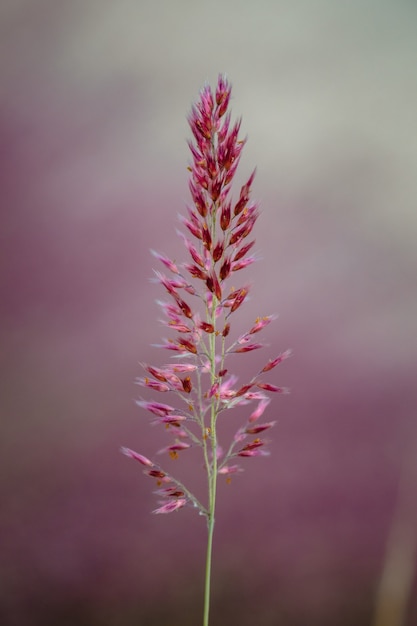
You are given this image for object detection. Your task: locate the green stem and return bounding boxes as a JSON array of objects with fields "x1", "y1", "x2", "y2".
[
  {"x1": 203, "y1": 331, "x2": 218, "y2": 626},
  {"x1": 203, "y1": 506, "x2": 215, "y2": 626},
  {"x1": 202, "y1": 232, "x2": 220, "y2": 624}
]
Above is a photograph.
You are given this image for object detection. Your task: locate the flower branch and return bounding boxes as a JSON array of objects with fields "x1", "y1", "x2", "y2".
[{"x1": 122, "y1": 75, "x2": 290, "y2": 626}]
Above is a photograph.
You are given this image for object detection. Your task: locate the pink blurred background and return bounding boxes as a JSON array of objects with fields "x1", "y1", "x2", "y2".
[{"x1": 1, "y1": 1, "x2": 416, "y2": 625}]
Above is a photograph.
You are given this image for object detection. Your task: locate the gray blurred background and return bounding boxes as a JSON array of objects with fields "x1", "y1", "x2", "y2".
[{"x1": 1, "y1": 1, "x2": 416, "y2": 625}]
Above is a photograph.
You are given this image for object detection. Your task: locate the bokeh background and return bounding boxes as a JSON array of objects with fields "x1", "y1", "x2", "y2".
[{"x1": 1, "y1": 1, "x2": 416, "y2": 625}]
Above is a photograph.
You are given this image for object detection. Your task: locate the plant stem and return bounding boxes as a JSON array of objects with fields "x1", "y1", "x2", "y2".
[
  {"x1": 203, "y1": 396, "x2": 218, "y2": 626},
  {"x1": 203, "y1": 508, "x2": 215, "y2": 626},
  {"x1": 203, "y1": 252, "x2": 220, "y2": 625}
]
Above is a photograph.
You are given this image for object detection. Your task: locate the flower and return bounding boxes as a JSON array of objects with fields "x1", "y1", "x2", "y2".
[
  {"x1": 158, "y1": 442, "x2": 191, "y2": 459},
  {"x1": 120, "y1": 447, "x2": 153, "y2": 467},
  {"x1": 153, "y1": 498, "x2": 187, "y2": 514},
  {"x1": 121, "y1": 74, "x2": 292, "y2": 626},
  {"x1": 123, "y1": 74, "x2": 289, "y2": 515},
  {"x1": 135, "y1": 400, "x2": 176, "y2": 416}
]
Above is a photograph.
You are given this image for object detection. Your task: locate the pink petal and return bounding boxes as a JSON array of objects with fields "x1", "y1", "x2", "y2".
[
  {"x1": 208, "y1": 382, "x2": 219, "y2": 398},
  {"x1": 248, "y1": 315, "x2": 277, "y2": 335},
  {"x1": 261, "y1": 349, "x2": 292, "y2": 372},
  {"x1": 245, "y1": 421, "x2": 276, "y2": 434},
  {"x1": 121, "y1": 447, "x2": 154, "y2": 467},
  {"x1": 257, "y1": 383, "x2": 289, "y2": 393},
  {"x1": 218, "y1": 464, "x2": 243, "y2": 475},
  {"x1": 233, "y1": 343, "x2": 263, "y2": 353},
  {"x1": 151, "y1": 250, "x2": 180, "y2": 274},
  {"x1": 136, "y1": 378, "x2": 170, "y2": 392},
  {"x1": 164, "y1": 363, "x2": 198, "y2": 373},
  {"x1": 249, "y1": 398, "x2": 270, "y2": 422},
  {"x1": 158, "y1": 442, "x2": 191, "y2": 455},
  {"x1": 231, "y1": 256, "x2": 256, "y2": 272},
  {"x1": 136, "y1": 400, "x2": 175, "y2": 416},
  {"x1": 237, "y1": 449, "x2": 270, "y2": 458},
  {"x1": 153, "y1": 415, "x2": 187, "y2": 426},
  {"x1": 153, "y1": 498, "x2": 187, "y2": 514}
]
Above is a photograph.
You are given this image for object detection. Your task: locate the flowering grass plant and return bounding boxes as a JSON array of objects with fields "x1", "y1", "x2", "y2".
[{"x1": 122, "y1": 75, "x2": 290, "y2": 626}]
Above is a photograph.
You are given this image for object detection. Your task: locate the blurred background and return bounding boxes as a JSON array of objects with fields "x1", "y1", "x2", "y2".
[{"x1": 1, "y1": 1, "x2": 416, "y2": 625}]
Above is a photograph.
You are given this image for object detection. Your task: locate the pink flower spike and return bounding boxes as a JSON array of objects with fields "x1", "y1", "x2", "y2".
[
  {"x1": 179, "y1": 213, "x2": 203, "y2": 240},
  {"x1": 125, "y1": 76, "x2": 291, "y2": 536},
  {"x1": 154, "y1": 339, "x2": 188, "y2": 353},
  {"x1": 233, "y1": 168, "x2": 256, "y2": 216},
  {"x1": 156, "y1": 300, "x2": 182, "y2": 322},
  {"x1": 136, "y1": 400, "x2": 175, "y2": 416},
  {"x1": 145, "y1": 365, "x2": 168, "y2": 382},
  {"x1": 153, "y1": 498, "x2": 187, "y2": 514},
  {"x1": 153, "y1": 415, "x2": 187, "y2": 426},
  {"x1": 233, "y1": 240, "x2": 255, "y2": 262},
  {"x1": 175, "y1": 297, "x2": 193, "y2": 320},
  {"x1": 233, "y1": 428, "x2": 247, "y2": 443},
  {"x1": 218, "y1": 464, "x2": 243, "y2": 476},
  {"x1": 161, "y1": 373, "x2": 183, "y2": 391},
  {"x1": 248, "y1": 315, "x2": 277, "y2": 335},
  {"x1": 238, "y1": 438, "x2": 265, "y2": 453},
  {"x1": 233, "y1": 343, "x2": 263, "y2": 353},
  {"x1": 220, "y1": 202, "x2": 231, "y2": 231},
  {"x1": 164, "y1": 363, "x2": 198, "y2": 374},
  {"x1": 153, "y1": 270, "x2": 179, "y2": 296},
  {"x1": 215, "y1": 74, "x2": 231, "y2": 114},
  {"x1": 245, "y1": 391, "x2": 268, "y2": 401},
  {"x1": 121, "y1": 447, "x2": 154, "y2": 467},
  {"x1": 206, "y1": 271, "x2": 222, "y2": 301},
  {"x1": 245, "y1": 421, "x2": 276, "y2": 434},
  {"x1": 200, "y1": 83, "x2": 214, "y2": 116},
  {"x1": 158, "y1": 442, "x2": 191, "y2": 456},
  {"x1": 217, "y1": 110, "x2": 231, "y2": 143},
  {"x1": 235, "y1": 383, "x2": 254, "y2": 397},
  {"x1": 261, "y1": 349, "x2": 293, "y2": 372},
  {"x1": 229, "y1": 286, "x2": 249, "y2": 312},
  {"x1": 151, "y1": 250, "x2": 180, "y2": 275},
  {"x1": 207, "y1": 382, "x2": 219, "y2": 398},
  {"x1": 237, "y1": 449, "x2": 270, "y2": 458},
  {"x1": 184, "y1": 263, "x2": 207, "y2": 280},
  {"x1": 177, "y1": 337, "x2": 198, "y2": 354},
  {"x1": 231, "y1": 256, "x2": 256, "y2": 272},
  {"x1": 249, "y1": 398, "x2": 270, "y2": 422},
  {"x1": 215, "y1": 304, "x2": 225, "y2": 319},
  {"x1": 217, "y1": 374, "x2": 238, "y2": 399},
  {"x1": 136, "y1": 378, "x2": 170, "y2": 392},
  {"x1": 154, "y1": 486, "x2": 185, "y2": 498},
  {"x1": 145, "y1": 468, "x2": 169, "y2": 480},
  {"x1": 164, "y1": 322, "x2": 191, "y2": 333},
  {"x1": 257, "y1": 383, "x2": 289, "y2": 393},
  {"x1": 219, "y1": 257, "x2": 232, "y2": 281},
  {"x1": 177, "y1": 230, "x2": 205, "y2": 267},
  {"x1": 199, "y1": 321, "x2": 215, "y2": 333}
]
